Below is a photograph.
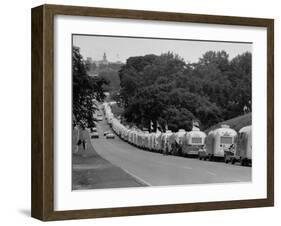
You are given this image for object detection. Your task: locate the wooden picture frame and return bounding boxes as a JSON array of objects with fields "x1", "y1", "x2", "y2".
[{"x1": 31, "y1": 4, "x2": 274, "y2": 221}]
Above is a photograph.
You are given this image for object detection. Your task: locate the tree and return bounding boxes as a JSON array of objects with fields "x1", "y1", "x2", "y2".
[
  {"x1": 72, "y1": 46, "x2": 108, "y2": 128},
  {"x1": 118, "y1": 50, "x2": 251, "y2": 131},
  {"x1": 186, "y1": 50, "x2": 251, "y2": 120},
  {"x1": 219, "y1": 52, "x2": 252, "y2": 118},
  {"x1": 198, "y1": 50, "x2": 230, "y2": 72},
  {"x1": 99, "y1": 69, "x2": 120, "y2": 92},
  {"x1": 119, "y1": 54, "x2": 158, "y2": 107},
  {"x1": 162, "y1": 107, "x2": 195, "y2": 132}
]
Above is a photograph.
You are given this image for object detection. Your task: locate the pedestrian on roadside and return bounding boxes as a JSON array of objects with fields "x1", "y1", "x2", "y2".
[
  {"x1": 77, "y1": 125, "x2": 87, "y2": 151},
  {"x1": 81, "y1": 128, "x2": 87, "y2": 151},
  {"x1": 82, "y1": 139, "x2": 86, "y2": 150}
]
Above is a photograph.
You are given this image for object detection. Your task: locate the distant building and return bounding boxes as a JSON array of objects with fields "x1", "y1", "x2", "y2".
[
  {"x1": 86, "y1": 53, "x2": 124, "y2": 77},
  {"x1": 102, "y1": 53, "x2": 108, "y2": 63},
  {"x1": 94, "y1": 52, "x2": 109, "y2": 66}
]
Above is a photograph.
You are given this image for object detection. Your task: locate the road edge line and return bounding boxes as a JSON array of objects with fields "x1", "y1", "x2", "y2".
[{"x1": 121, "y1": 168, "x2": 152, "y2": 187}]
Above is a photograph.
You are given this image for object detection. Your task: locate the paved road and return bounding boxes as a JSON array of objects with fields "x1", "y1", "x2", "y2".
[{"x1": 90, "y1": 118, "x2": 251, "y2": 186}]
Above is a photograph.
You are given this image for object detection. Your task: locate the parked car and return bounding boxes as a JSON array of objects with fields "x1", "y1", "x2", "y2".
[
  {"x1": 106, "y1": 133, "x2": 115, "y2": 139},
  {"x1": 91, "y1": 132, "x2": 99, "y2": 138}
]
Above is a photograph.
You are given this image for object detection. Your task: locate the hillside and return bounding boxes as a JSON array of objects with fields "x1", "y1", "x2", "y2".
[{"x1": 205, "y1": 113, "x2": 252, "y2": 133}]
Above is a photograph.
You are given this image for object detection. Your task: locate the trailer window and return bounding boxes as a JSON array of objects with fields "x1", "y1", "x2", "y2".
[
  {"x1": 220, "y1": 136, "x2": 233, "y2": 144},
  {"x1": 192, "y1": 137, "x2": 202, "y2": 144}
]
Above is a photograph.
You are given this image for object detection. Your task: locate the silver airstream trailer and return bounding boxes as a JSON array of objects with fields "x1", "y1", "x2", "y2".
[
  {"x1": 167, "y1": 133, "x2": 177, "y2": 155},
  {"x1": 161, "y1": 130, "x2": 173, "y2": 154},
  {"x1": 182, "y1": 127, "x2": 206, "y2": 157},
  {"x1": 132, "y1": 130, "x2": 138, "y2": 146},
  {"x1": 148, "y1": 132, "x2": 155, "y2": 151},
  {"x1": 143, "y1": 131, "x2": 150, "y2": 150},
  {"x1": 136, "y1": 131, "x2": 146, "y2": 148},
  {"x1": 121, "y1": 126, "x2": 129, "y2": 141},
  {"x1": 171, "y1": 129, "x2": 186, "y2": 156},
  {"x1": 135, "y1": 131, "x2": 142, "y2": 147},
  {"x1": 128, "y1": 129, "x2": 134, "y2": 144},
  {"x1": 153, "y1": 132, "x2": 162, "y2": 152},
  {"x1": 233, "y1": 125, "x2": 252, "y2": 166},
  {"x1": 201, "y1": 125, "x2": 237, "y2": 161}
]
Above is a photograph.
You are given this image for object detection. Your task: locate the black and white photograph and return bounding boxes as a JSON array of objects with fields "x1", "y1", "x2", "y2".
[{"x1": 72, "y1": 34, "x2": 252, "y2": 190}]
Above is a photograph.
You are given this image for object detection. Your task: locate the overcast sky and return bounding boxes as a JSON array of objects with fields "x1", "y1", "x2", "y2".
[{"x1": 73, "y1": 34, "x2": 252, "y2": 64}]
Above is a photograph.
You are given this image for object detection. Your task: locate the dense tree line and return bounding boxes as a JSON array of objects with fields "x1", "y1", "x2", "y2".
[
  {"x1": 72, "y1": 46, "x2": 108, "y2": 128},
  {"x1": 98, "y1": 64, "x2": 122, "y2": 93},
  {"x1": 85, "y1": 61, "x2": 123, "y2": 93},
  {"x1": 118, "y1": 51, "x2": 251, "y2": 131}
]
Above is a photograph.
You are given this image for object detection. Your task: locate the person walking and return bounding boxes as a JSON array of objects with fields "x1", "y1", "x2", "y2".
[{"x1": 77, "y1": 126, "x2": 87, "y2": 151}]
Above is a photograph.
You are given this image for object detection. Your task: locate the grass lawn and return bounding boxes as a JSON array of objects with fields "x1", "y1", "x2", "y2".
[{"x1": 205, "y1": 113, "x2": 252, "y2": 133}]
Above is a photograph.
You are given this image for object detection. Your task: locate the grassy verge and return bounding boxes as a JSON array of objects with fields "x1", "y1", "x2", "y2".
[
  {"x1": 205, "y1": 113, "x2": 252, "y2": 133},
  {"x1": 72, "y1": 130, "x2": 146, "y2": 190}
]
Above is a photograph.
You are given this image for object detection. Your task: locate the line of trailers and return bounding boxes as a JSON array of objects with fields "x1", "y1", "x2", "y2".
[{"x1": 103, "y1": 103, "x2": 252, "y2": 166}]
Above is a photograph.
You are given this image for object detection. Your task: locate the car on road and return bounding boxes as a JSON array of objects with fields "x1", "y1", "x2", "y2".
[
  {"x1": 104, "y1": 131, "x2": 110, "y2": 136},
  {"x1": 106, "y1": 133, "x2": 115, "y2": 139},
  {"x1": 90, "y1": 127, "x2": 97, "y2": 132},
  {"x1": 91, "y1": 132, "x2": 99, "y2": 138}
]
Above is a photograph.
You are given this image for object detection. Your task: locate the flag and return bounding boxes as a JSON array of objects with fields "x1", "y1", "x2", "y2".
[
  {"x1": 150, "y1": 120, "x2": 153, "y2": 131},
  {"x1": 156, "y1": 121, "x2": 161, "y2": 133}
]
